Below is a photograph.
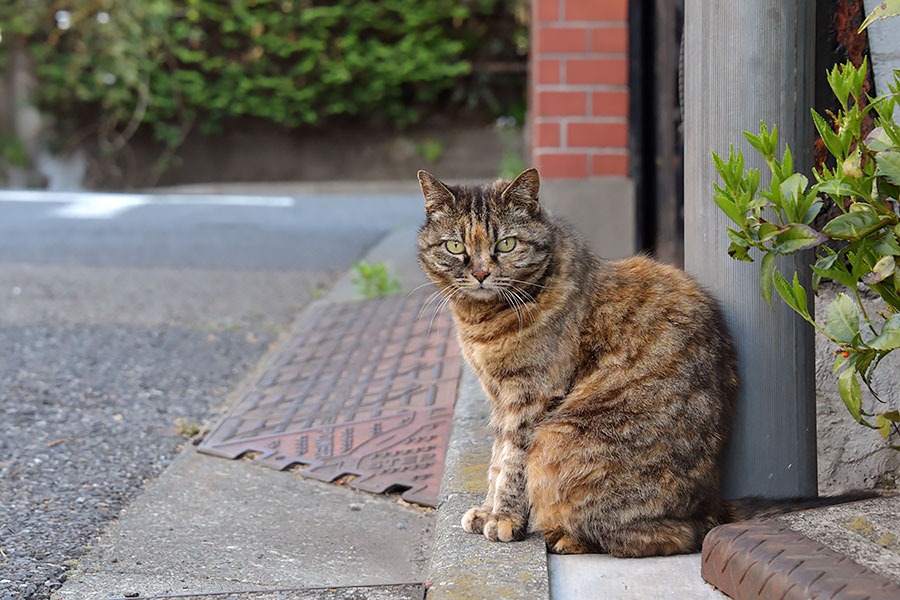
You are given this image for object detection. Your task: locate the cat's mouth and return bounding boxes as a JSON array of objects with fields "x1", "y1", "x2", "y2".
[{"x1": 464, "y1": 285, "x2": 499, "y2": 301}]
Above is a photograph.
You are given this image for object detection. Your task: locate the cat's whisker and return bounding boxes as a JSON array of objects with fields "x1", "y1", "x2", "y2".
[
  {"x1": 502, "y1": 284, "x2": 538, "y2": 328},
  {"x1": 497, "y1": 287, "x2": 524, "y2": 334},
  {"x1": 502, "y1": 286, "x2": 529, "y2": 335},
  {"x1": 416, "y1": 282, "x2": 460, "y2": 320},
  {"x1": 407, "y1": 281, "x2": 438, "y2": 296},
  {"x1": 426, "y1": 285, "x2": 464, "y2": 337},
  {"x1": 501, "y1": 277, "x2": 554, "y2": 290}
]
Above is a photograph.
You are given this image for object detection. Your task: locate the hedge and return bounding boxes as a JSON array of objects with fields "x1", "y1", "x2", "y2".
[{"x1": 0, "y1": 0, "x2": 527, "y2": 152}]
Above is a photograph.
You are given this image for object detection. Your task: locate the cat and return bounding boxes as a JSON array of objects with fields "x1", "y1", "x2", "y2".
[{"x1": 417, "y1": 167, "x2": 742, "y2": 557}]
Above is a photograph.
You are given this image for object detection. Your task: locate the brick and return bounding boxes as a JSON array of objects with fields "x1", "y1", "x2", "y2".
[
  {"x1": 592, "y1": 90, "x2": 629, "y2": 117},
  {"x1": 536, "y1": 0, "x2": 559, "y2": 21},
  {"x1": 538, "y1": 27, "x2": 588, "y2": 53},
  {"x1": 535, "y1": 122, "x2": 561, "y2": 148},
  {"x1": 536, "y1": 91, "x2": 587, "y2": 116},
  {"x1": 537, "y1": 153, "x2": 588, "y2": 179},
  {"x1": 567, "y1": 58, "x2": 628, "y2": 85},
  {"x1": 567, "y1": 121, "x2": 628, "y2": 148},
  {"x1": 565, "y1": 0, "x2": 628, "y2": 21},
  {"x1": 538, "y1": 59, "x2": 561, "y2": 84},
  {"x1": 590, "y1": 26, "x2": 628, "y2": 53},
  {"x1": 592, "y1": 153, "x2": 629, "y2": 176}
]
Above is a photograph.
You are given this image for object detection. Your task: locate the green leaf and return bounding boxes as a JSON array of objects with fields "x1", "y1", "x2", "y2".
[
  {"x1": 712, "y1": 189, "x2": 746, "y2": 226},
  {"x1": 838, "y1": 367, "x2": 863, "y2": 423},
  {"x1": 826, "y1": 293, "x2": 860, "y2": 342},
  {"x1": 833, "y1": 352, "x2": 849, "y2": 375},
  {"x1": 773, "y1": 270, "x2": 799, "y2": 313},
  {"x1": 812, "y1": 108, "x2": 843, "y2": 159},
  {"x1": 773, "y1": 223, "x2": 828, "y2": 253},
  {"x1": 864, "y1": 126, "x2": 898, "y2": 152},
  {"x1": 727, "y1": 241, "x2": 753, "y2": 262},
  {"x1": 859, "y1": 0, "x2": 900, "y2": 32},
  {"x1": 760, "y1": 251, "x2": 776, "y2": 310},
  {"x1": 791, "y1": 272, "x2": 809, "y2": 316},
  {"x1": 802, "y1": 201, "x2": 824, "y2": 225},
  {"x1": 876, "y1": 410, "x2": 900, "y2": 438},
  {"x1": 873, "y1": 231, "x2": 900, "y2": 256},
  {"x1": 862, "y1": 255, "x2": 896, "y2": 285},
  {"x1": 875, "y1": 150, "x2": 900, "y2": 185},
  {"x1": 778, "y1": 173, "x2": 808, "y2": 222},
  {"x1": 817, "y1": 179, "x2": 858, "y2": 198},
  {"x1": 757, "y1": 222, "x2": 785, "y2": 241},
  {"x1": 726, "y1": 227, "x2": 751, "y2": 247},
  {"x1": 869, "y1": 314, "x2": 900, "y2": 350},
  {"x1": 822, "y1": 211, "x2": 886, "y2": 240}
]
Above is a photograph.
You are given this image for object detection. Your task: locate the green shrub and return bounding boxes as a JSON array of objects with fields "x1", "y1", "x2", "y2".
[
  {"x1": 353, "y1": 261, "x2": 402, "y2": 299},
  {"x1": 0, "y1": 0, "x2": 527, "y2": 154},
  {"x1": 712, "y1": 60, "x2": 900, "y2": 448}
]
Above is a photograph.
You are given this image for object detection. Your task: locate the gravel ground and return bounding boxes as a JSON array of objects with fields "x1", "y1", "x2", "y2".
[
  {"x1": 0, "y1": 324, "x2": 278, "y2": 600},
  {"x1": 0, "y1": 259, "x2": 338, "y2": 600}
]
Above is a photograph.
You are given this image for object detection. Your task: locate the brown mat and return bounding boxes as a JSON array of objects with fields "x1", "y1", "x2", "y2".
[{"x1": 198, "y1": 293, "x2": 461, "y2": 507}]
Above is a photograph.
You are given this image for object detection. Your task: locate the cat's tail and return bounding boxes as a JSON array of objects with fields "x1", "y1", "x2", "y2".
[{"x1": 725, "y1": 491, "x2": 882, "y2": 522}]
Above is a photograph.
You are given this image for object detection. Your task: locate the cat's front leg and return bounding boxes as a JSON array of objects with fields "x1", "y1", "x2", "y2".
[
  {"x1": 461, "y1": 436, "x2": 501, "y2": 534},
  {"x1": 481, "y1": 430, "x2": 529, "y2": 542}
]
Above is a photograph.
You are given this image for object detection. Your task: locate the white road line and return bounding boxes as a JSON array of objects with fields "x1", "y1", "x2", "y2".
[
  {"x1": 0, "y1": 190, "x2": 295, "y2": 219},
  {"x1": 53, "y1": 196, "x2": 147, "y2": 219}
]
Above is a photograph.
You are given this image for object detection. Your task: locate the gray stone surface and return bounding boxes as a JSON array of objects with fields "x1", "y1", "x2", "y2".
[
  {"x1": 427, "y1": 494, "x2": 548, "y2": 600},
  {"x1": 775, "y1": 494, "x2": 900, "y2": 586},
  {"x1": 94, "y1": 584, "x2": 424, "y2": 600},
  {"x1": 95, "y1": 584, "x2": 425, "y2": 600},
  {"x1": 427, "y1": 366, "x2": 550, "y2": 600},
  {"x1": 55, "y1": 449, "x2": 432, "y2": 600},
  {"x1": 814, "y1": 284, "x2": 900, "y2": 494},
  {"x1": 437, "y1": 367, "x2": 495, "y2": 499},
  {"x1": 549, "y1": 553, "x2": 726, "y2": 600}
]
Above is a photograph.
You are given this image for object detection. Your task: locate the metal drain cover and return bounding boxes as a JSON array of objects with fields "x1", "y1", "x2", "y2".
[{"x1": 198, "y1": 293, "x2": 462, "y2": 507}]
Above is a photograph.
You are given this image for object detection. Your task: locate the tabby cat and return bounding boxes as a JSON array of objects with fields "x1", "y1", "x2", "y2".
[{"x1": 416, "y1": 167, "x2": 740, "y2": 557}]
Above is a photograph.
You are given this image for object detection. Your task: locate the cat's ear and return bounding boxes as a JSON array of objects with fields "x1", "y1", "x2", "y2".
[
  {"x1": 501, "y1": 168, "x2": 541, "y2": 213},
  {"x1": 417, "y1": 170, "x2": 454, "y2": 216}
]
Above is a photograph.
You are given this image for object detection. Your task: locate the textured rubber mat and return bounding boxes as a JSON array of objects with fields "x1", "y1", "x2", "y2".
[
  {"x1": 702, "y1": 519, "x2": 900, "y2": 599},
  {"x1": 198, "y1": 293, "x2": 461, "y2": 507}
]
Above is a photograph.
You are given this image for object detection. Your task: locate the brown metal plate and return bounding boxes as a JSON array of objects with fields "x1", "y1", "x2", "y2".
[
  {"x1": 198, "y1": 293, "x2": 461, "y2": 507},
  {"x1": 701, "y1": 519, "x2": 900, "y2": 599}
]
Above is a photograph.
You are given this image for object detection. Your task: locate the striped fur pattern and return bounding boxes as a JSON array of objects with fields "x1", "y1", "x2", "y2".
[{"x1": 417, "y1": 168, "x2": 740, "y2": 557}]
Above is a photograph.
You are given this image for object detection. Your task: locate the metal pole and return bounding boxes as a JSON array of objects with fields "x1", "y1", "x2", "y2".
[{"x1": 684, "y1": 1, "x2": 818, "y2": 498}]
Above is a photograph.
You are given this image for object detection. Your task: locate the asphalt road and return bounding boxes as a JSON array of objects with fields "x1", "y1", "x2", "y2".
[{"x1": 0, "y1": 191, "x2": 424, "y2": 600}]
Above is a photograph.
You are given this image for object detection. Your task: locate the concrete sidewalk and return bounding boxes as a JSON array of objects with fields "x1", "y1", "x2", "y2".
[{"x1": 53, "y1": 223, "x2": 900, "y2": 600}]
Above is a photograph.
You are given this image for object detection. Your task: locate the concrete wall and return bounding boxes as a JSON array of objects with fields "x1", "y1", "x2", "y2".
[
  {"x1": 863, "y1": 1, "x2": 900, "y2": 97},
  {"x1": 541, "y1": 177, "x2": 636, "y2": 259},
  {"x1": 815, "y1": 283, "x2": 900, "y2": 494}
]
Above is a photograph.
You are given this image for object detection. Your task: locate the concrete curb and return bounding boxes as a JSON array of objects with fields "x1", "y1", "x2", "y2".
[{"x1": 426, "y1": 366, "x2": 550, "y2": 599}]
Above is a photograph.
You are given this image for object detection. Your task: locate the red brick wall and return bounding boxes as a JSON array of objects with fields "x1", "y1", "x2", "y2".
[{"x1": 530, "y1": 0, "x2": 630, "y2": 179}]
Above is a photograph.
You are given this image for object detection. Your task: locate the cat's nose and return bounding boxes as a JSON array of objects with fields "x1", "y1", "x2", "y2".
[{"x1": 472, "y1": 270, "x2": 490, "y2": 283}]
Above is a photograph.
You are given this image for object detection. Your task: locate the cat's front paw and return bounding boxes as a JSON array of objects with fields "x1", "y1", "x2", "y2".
[
  {"x1": 461, "y1": 507, "x2": 491, "y2": 534},
  {"x1": 483, "y1": 514, "x2": 526, "y2": 542}
]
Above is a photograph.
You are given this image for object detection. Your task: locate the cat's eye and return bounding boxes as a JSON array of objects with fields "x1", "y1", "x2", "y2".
[
  {"x1": 445, "y1": 240, "x2": 466, "y2": 255},
  {"x1": 496, "y1": 237, "x2": 517, "y2": 252}
]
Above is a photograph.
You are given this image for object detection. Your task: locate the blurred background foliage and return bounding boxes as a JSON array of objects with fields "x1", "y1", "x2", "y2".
[{"x1": 0, "y1": 0, "x2": 528, "y2": 159}]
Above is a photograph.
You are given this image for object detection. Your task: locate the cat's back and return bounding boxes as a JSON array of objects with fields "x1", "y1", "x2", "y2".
[{"x1": 572, "y1": 254, "x2": 738, "y2": 399}]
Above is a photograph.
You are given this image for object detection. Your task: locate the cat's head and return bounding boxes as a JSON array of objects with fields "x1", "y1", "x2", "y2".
[{"x1": 416, "y1": 168, "x2": 555, "y2": 302}]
